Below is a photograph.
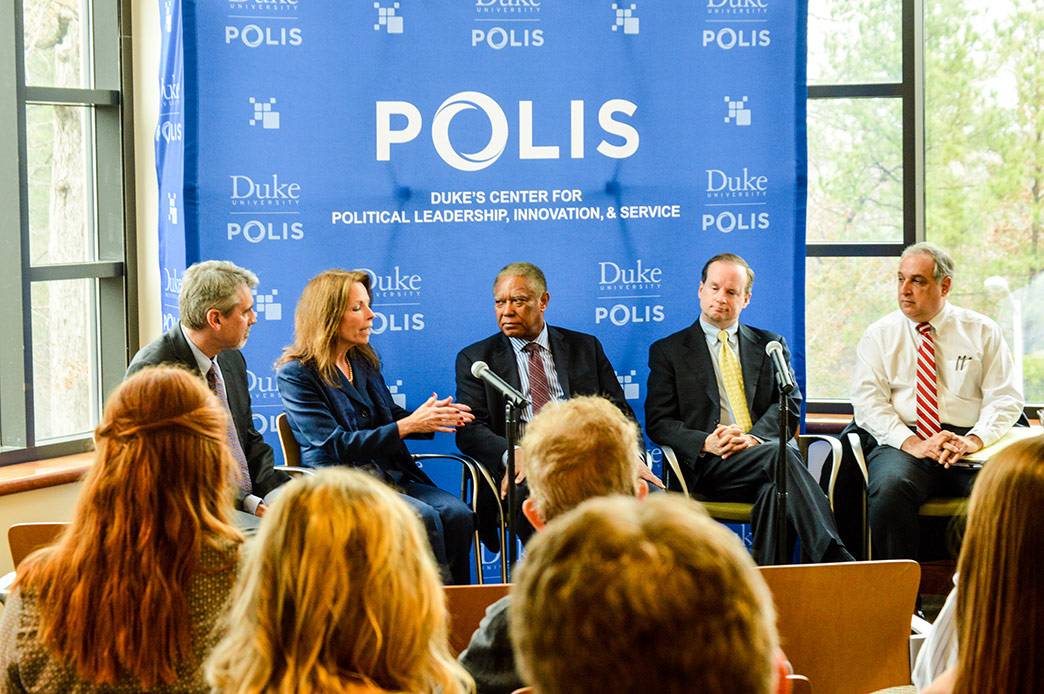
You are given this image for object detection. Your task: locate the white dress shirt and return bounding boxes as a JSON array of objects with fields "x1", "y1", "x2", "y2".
[{"x1": 851, "y1": 302, "x2": 1024, "y2": 450}]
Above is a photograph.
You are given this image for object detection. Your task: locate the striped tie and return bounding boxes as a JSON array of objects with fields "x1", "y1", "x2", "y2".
[
  {"x1": 523, "y1": 342, "x2": 551, "y2": 415},
  {"x1": 915, "y1": 321, "x2": 941, "y2": 440},
  {"x1": 718, "y1": 330, "x2": 753, "y2": 433}
]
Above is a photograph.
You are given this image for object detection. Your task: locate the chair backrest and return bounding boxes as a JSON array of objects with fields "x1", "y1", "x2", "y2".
[
  {"x1": 759, "y1": 560, "x2": 919, "y2": 694},
  {"x1": 444, "y1": 583, "x2": 511, "y2": 656},
  {"x1": 9, "y1": 522, "x2": 68, "y2": 568},
  {"x1": 276, "y1": 412, "x2": 301, "y2": 467}
]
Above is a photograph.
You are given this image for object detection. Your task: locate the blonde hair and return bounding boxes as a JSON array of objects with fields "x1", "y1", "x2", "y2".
[
  {"x1": 206, "y1": 468, "x2": 473, "y2": 694},
  {"x1": 522, "y1": 395, "x2": 640, "y2": 522},
  {"x1": 953, "y1": 435, "x2": 1044, "y2": 693},
  {"x1": 16, "y1": 365, "x2": 241, "y2": 687},
  {"x1": 277, "y1": 269, "x2": 379, "y2": 385},
  {"x1": 511, "y1": 494, "x2": 779, "y2": 694}
]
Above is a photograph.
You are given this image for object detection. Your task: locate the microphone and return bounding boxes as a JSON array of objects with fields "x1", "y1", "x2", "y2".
[
  {"x1": 765, "y1": 341, "x2": 797, "y2": 394},
  {"x1": 471, "y1": 361, "x2": 528, "y2": 408}
]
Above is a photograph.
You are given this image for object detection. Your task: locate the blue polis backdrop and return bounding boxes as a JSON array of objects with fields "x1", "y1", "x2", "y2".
[{"x1": 156, "y1": 0, "x2": 808, "y2": 569}]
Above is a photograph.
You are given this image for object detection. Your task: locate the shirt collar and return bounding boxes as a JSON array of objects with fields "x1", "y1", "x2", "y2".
[
  {"x1": 509, "y1": 323, "x2": 550, "y2": 354},
  {"x1": 907, "y1": 301, "x2": 951, "y2": 332},
  {"x1": 180, "y1": 323, "x2": 216, "y2": 376},
  {"x1": 699, "y1": 317, "x2": 738, "y2": 342}
]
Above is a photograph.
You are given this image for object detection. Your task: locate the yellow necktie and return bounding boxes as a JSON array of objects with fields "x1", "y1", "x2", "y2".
[{"x1": 718, "y1": 329, "x2": 752, "y2": 432}]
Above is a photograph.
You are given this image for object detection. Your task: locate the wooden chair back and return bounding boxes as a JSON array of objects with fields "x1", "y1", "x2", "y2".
[
  {"x1": 9, "y1": 522, "x2": 68, "y2": 568},
  {"x1": 444, "y1": 583, "x2": 511, "y2": 656},
  {"x1": 760, "y1": 560, "x2": 919, "y2": 694},
  {"x1": 276, "y1": 412, "x2": 301, "y2": 467}
]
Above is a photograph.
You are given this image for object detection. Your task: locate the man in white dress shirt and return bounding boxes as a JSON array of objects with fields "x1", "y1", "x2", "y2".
[{"x1": 851, "y1": 242, "x2": 1024, "y2": 560}]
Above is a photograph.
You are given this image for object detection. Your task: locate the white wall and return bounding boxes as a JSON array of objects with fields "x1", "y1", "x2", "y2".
[
  {"x1": 0, "y1": 482, "x2": 82, "y2": 576},
  {"x1": 132, "y1": 1, "x2": 161, "y2": 347}
]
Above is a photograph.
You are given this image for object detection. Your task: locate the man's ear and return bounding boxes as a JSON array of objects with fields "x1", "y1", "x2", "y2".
[{"x1": 522, "y1": 497, "x2": 546, "y2": 532}]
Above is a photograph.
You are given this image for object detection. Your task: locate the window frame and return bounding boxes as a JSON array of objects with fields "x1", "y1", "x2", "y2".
[{"x1": 0, "y1": 0, "x2": 135, "y2": 465}]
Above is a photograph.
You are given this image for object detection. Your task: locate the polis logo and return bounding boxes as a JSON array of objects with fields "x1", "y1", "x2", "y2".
[
  {"x1": 364, "y1": 266, "x2": 425, "y2": 335},
  {"x1": 595, "y1": 260, "x2": 665, "y2": 327},
  {"x1": 705, "y1": 167, "x2": 768, "y2": 199},
  {"x1": 230, "y1": 174, "x2": 301, "y2": 207},
  {"x1": 252, "y1": 413, "x2": 281, "y2": 435},
  {"x1": 156, "y1": 120, "x2": 182, "y2": 144},
  {"x1": 225, "y1": 24, "x2": 302, "y2": 48},
  {"x1": 702, "y1": 27, "x2": 770, "y2": 49},
  {"x1": 163, "y1": 266, "x2": 183, "y2": 293},
  {"x1": 247, "y1": 369, "x2": 279, "y2": 402},
  {"x1": 162, "y1": 311, "x2": 178, "y2": 332},
  {"x1": 701, "y1": 211, "x2": 770, "y2": 234},
  {"x1": 377, "y1": 91, "x2": 638, "y2": 172},
  {"x1": 227, "y1": 220, "x2": 304, "y2": 243},
  {"x1": 473, "y1": 0, "x2": 543, "y2": 50}
]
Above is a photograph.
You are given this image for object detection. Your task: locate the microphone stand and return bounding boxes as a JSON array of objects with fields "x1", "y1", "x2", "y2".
[
  {"x1": 773, "y1": 383, "x2": 791, "y2": 565},
  {"x1": 503, "y1": 400, "x2": 522, "y2": 578}
]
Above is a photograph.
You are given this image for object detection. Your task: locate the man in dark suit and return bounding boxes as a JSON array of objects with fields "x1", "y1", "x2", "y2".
[
  {"x1": 128, "y1": 260, "x2": 287, "y2": 517},
  {"x1": 456, "y1": 262, "x2": 661, "y2": 548},
  {"x1": 645, "y1": 253, "x2": 850, "y2": 565}
]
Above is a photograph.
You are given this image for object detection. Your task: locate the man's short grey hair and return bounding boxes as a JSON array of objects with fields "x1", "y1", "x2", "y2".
[
  {"x1": 902, "y1": 242, "x2": 955, "y2": 282},
  {"x1": 494, "y1": 262, "x2": 547, "y2": 294},
  {"x1": 179, "y1": 260, "x2": 258, "y2": 330}
]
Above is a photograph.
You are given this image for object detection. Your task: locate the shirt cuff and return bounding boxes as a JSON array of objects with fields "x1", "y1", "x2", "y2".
[
  {"x1": 884, "y1": 425, "x2": 917, "y2": 451},
  {"x1": 241, "y1": 494, "x2": 263, "y2": 515}
]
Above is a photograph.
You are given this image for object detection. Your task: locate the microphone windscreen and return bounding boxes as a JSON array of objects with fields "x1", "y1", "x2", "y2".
[
  {"x1": 471, "y1": 360, "x2": 489, "y2": 378},
  {"x1": 765, "y1": 340, "x2": 783, "y2": 356}
]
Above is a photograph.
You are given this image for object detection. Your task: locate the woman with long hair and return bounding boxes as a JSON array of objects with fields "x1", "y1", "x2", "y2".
[
  {"x1": 922, "y1": 434, "x2": 1044, "y2": 693},
  {"x1": 275, "y1": 269, "x2": 475, "y2": 584},
  {"x1": 207, "y1": 467, "x2": 474, "y2": 693},
  {"x1": 0, "y1": 366, "x2": 243, "y2": 692}
]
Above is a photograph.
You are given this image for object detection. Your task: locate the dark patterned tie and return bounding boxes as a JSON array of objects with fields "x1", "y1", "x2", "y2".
[
  {"x1": 207, "y1": 363, "x2": 252, "y2": 493},
  {"x1": 915, "y1": 322, "x2": 941, "y2": 440},
  {"x1": 523, "y1": 342, "x2": 551, "y2": 415}
]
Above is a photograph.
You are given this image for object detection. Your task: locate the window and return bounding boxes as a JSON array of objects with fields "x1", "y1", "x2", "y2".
[
  {"x1": 805, "y1": 0, "x2": 1040, "y2": 412},
  {"x1": 0, "y1": 0, "x2": 132, "y2": 464}
]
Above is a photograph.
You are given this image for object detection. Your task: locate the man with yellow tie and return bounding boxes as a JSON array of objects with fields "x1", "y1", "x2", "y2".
[{"x1": 645, "y1": 253, "x2": 852, "y2": 564}]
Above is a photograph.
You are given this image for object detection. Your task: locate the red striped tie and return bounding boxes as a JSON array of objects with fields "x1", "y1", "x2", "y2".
[
  {"x1": 523, "y1": 342, "x2": 551, "y2": 415},
  {"x1": 915, "y1": 322, "x2": 941, "y2": 440}
]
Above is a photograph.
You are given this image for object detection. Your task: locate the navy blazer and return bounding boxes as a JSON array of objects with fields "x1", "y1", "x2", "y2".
[
  {"x1": 645, "y1": 320, "x2": 801, "y2": 474},
  {"x1": 276, "y1": 355, "x2": 433, "y2": 486},
  {"x1": 127, "y1": 325, "x2": 288, "y2": 500}
]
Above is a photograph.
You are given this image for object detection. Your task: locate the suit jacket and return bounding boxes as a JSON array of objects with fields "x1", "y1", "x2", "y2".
[
  {"x1": 126, "y1": 325, "x2": 288, "y2": 500},
  {"x1": 275, "y1": 356, "x2": 434, "y2": 486},
  {"x1": 645, "y1": 320, "x2": 801, "y2": 482},
  {"x1": 455, "y1": 325, "x2": 635, "y2": 477}
]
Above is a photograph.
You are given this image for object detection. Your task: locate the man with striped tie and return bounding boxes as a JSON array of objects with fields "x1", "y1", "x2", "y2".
[
  {"x1": 645, "y1": 253, "x2": 851, "y2": 565},
  {"x1": 851, "y1": 242, "x2": 1024, "y2": 560},
  {"x1": 456, "y1": 262, "x2": 661, "y2": 549}
]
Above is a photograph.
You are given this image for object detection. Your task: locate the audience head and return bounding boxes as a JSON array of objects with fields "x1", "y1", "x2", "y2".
[
  {"x1": 511, "y1": 494, "x2": 784, "y2": 694},
  {"x1": 179, "y1": 259, "x2": 258, "y2": 351},
  {"x1": 16, "y1": 365, "x2": 241, "y2": 687},
  {"x1": 207, "y1": 468, "x2": 473, "y2": 694},
  {"x1": 897, "y1": 242, "x2": 953, "y2": 322},
  {"x1": 953, "y1": 435, "x2": 1044, "y2": 693},
  {"x1": 521, "y1": 395, "x2": 644, "y2": 528},
  {"x1": 492, "y1": 261, "x2": 549, "y2": 341},
  {"x1": 277, "y1": 268, "x2": 379, "y2": 383}
]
